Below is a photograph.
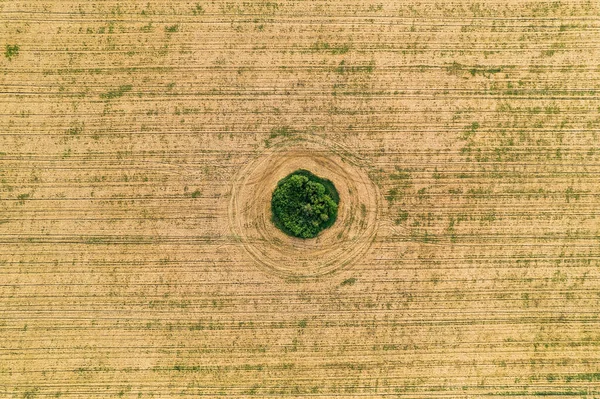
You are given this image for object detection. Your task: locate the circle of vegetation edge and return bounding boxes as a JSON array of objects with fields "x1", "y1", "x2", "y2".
[{"x1": 271, "y1": 169, "x2": 340, "y2": 239}]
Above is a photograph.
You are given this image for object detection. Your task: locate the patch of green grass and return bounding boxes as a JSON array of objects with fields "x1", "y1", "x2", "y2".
[
  {"x1": 310, "y1": 41, "x2": 350, "y2": 54},
  {"x1": 5, "y1": 44, "x2": 20, "y2": 60},
  {"x1": 191, "y1": 190, "x2": 202, "y2": 198},
  {"x1": 340, "y1": 277, "x2": 356, "y2": 286},
  {"x1": 23, "y1": 388, "x2": 38, "y2": 399},
  {"x1": 335, "y1": 60, "x2": 375, "y2": 75},
  {"x1": 462, "y1": 121, "x2": 480, "y2": 140},
  {"x1": 140, "y1": 23, "x2": 154, "y2": 33},
  {"x1": 17, "y1": 193, "x2": 30, "y2": 205},
  {"x1": 565, "y1": 187, "x2": 580, "y2": 202},
  {"x1": 165, "y1": 24, "x2": 180, "y2": 32},
  {"x1": 445, "y1": 61, "x2": 465, "y2": 76},
  {"x1": 192, "y1": 4, "x2": 205, "y2": 15},
  {"x1": 469, "y1": 66, "x2": 502, "y2": 77},
  {"x1": 445, "y1": 61, "x2": 502, "y2": 78},
  {"x1": 100, "y1": 85, "x2": 132, "y2": 100},
  {"x1": 410, "y1": 229, "x2": 438, "y2": 244},
  {"x1": 66, "y1": 124, "x2": 84, "y2": 136},
  {"x1": 564, "y1": 372, "x2": 600, "y2": 382},
  {"x1": 390, "y1": 171, "x2": 410, "y2": 181},
  {"x1": 386, "y1": 188, "x2": 399, "y2": 203},
  {"x1": 265, "y1": 126, "x2": 297, "y2": 147},
  {"x1": 269, "y1": 126, "x2": 296, "y2": 139},
  {"x1": 395, "y1": 209, "x2": 409, "y2": 225}
]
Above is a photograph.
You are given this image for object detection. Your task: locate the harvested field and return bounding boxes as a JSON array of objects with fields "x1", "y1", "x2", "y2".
[{"x1": 2, "y1": 1, "x2": 600, "y2": 398}]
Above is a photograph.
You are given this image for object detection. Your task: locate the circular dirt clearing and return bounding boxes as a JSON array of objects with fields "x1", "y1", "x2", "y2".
[{"x1": 229, "y1": 136, "x2": 380, "y2": 278}]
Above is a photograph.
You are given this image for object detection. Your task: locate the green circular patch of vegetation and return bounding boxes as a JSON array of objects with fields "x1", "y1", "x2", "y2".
[{"x1": 271, "y1": 169, "x2": 339, "y2": 239}]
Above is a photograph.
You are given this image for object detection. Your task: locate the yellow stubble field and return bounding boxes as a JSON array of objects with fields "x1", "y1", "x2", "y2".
[{"x1": 2, "y1": 1, "x2": 600, "y2": 397}]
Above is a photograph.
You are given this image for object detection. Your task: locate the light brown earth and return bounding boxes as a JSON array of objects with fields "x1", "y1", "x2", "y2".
[{"x1": 1, "y1": 1, "x2": 600, "y2": 398}]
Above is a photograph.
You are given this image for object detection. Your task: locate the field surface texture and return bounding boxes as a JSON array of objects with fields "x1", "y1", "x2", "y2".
[{"x1": 2, "y1": 1, "x2": 600, "y2": 398}]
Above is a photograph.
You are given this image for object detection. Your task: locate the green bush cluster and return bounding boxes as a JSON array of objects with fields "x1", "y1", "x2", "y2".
[{"x1": 271, "y1": 170, "x2": 339, "y2": 239}]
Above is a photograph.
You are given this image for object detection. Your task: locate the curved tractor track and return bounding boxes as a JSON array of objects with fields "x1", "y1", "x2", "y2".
[{"x1": 229, "y1": 136, "x2": 381, "y2": 278}]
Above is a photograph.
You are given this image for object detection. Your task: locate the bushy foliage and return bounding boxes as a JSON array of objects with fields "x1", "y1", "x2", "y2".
[{"x1": 271, "y1": 170, "x2": 339, "y2": 239}]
